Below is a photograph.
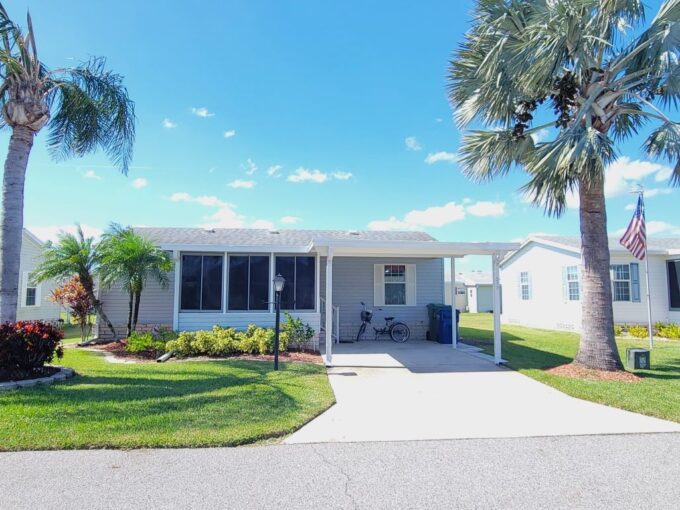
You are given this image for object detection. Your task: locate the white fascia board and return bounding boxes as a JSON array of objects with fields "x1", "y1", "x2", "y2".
[
  {"x1": 157, "y1": 243, "x2": 313, "y2": 253},
  {"x1": 311, "y1": 238, "x2": 519, "y2": 257},
  {"x1": 22, "y1": 229, "x2": 46, "y2": 248}
]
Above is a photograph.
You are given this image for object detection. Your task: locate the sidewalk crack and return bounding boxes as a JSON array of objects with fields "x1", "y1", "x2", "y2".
[{"x1": 311, "y1": 444, "x2": 357, "y2": 509}]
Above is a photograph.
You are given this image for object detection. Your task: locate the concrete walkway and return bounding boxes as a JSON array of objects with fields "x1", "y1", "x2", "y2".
[{"x1": 286, "y1": 340, "x2": 680, "y2": 443}]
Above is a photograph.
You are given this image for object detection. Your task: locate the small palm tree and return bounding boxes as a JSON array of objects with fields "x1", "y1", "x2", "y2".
[
  {"x1": 448, "y1": 0, "x2": 679, "y2": 370},
  {"x1": 99, "y1": 225, "x2": 173, "y2": 337},
  {"x1": 33, "y1": 226, "x2": 118, "y2": 339},
  {"x1": 0, "y1": 3, "x2": 135, "y2": 323}
]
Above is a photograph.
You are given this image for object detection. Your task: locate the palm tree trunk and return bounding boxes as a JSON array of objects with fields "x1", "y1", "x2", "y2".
[
  {"x1": 131, "y1": 291, "x2": 141, "y2": 332},
  {"x1": 126, "y1": 290, "x2": 133, "y2": 337},
  {"x1": 0, "y1": 126, "x2": 34, "y2": 323},
  {"x1": 80, "y1": 272, "x2": 117, "y2": 340},
  {"x1": 575, "y1": 175, "x2": 623, "y2": 371}
]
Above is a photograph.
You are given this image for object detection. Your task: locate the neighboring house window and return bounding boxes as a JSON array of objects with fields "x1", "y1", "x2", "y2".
[
  {"x1": 180, "y1": 254, "x2": 224, "y2": 311},
  {"x1": 275, "y1": 256, "x2": 315, "y2": 310},
  {"x1": 373, "y1": 264, "x2": 416, "y2": 306},
  {"x1": 610, "y1": 263, "x2": 641, "y2": 302},
  {"x1": 456, "y1": 288, "x2": 466, "y2": 295},
  {"x1": 519, "y1": 272, "x2": 531, "y2": 300},
  {"x1": 21, "y1": 271, "x2": 40, "y2": 308},
  {"x1": 668, "y1": 260, "x2": 680, "y2": 311},
  {"x1": 564, "y1": 265, "x2": 580, "y2": 301},
  {"x1": 228, "y1": 255, "x2": 270, "y2": 311}
]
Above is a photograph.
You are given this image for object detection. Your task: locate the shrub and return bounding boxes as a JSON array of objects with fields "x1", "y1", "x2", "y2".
[
  {"x1": 614, "y1": 324, "x2": 623, "y2": 336},
  {"x1": 656, "y1": 322, "x2": 680, "y2": 340},
  {"x1": 125, "y1": 332, "x2": 167, "y2": 356},
  {"x1": 628, "y1": 325, "x2": 649, "y2": 338},
  {"x1": 166, "y1": 324, "x2": 289, "y2": 358},
  {"x1": 283, "y1": 313, "x2": 315, "y2": 350},
  {"x1": 0, "y1": 321, "x2": 64, "y2": 381}
]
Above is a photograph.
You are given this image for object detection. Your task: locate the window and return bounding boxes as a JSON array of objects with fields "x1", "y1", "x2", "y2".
[
  {"x1": 21, "y1": 272, "x2": 39, "y2": 307},
  {"x1": 180, "y1": 255, "x2": 223, "y2": 311},
  {"x1": 384, "y1": 265, "x2": 406, "y2": 305},
  {"x1": 25, "y1": 287, "x2": 36, "y2": 306},
  {"x1": 611, "y1": 264, "x2": 631, "y2": 302},
  {"x1": 565, "y1": 265, "x2": 580, "y2": 301},
  {"x1": 275, "y1": 256, "x2": 315, "y2": 310},
  {"x1": 373, "y1": 264, "x2": 415, "y2": 306},
  {"x1": 519, "y1": 272, "x2": 531, "y2": 300},
  {"x1": 456, "y1": 287, "x2": 466, "y2": 295},
  {"x1": 668, "y1": 260, "x2": 680, "y2": 311},
  {"x1": 228, "y1": 255, "x2": 270, "y2": 311}
]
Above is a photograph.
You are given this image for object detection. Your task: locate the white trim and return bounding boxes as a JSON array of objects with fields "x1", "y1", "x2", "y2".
[
  {"x1": 450, "y1": 257, "x2": 457, "y2": 349},
  {"x1": 492, "y1": 253, "x2": 502, "y2": 364},
  {"x1": 172, "y1": 251, "x2": 180, "y2": 330},
  {"x1": 269, "y1": 253, "x2": 275, "y2": 313},
  {"x1": 325, "y1": 248, "x2": 334, "y2": 366},
  {"x1": 315, "y1": 252, "x2": 320, "y2": 314}
]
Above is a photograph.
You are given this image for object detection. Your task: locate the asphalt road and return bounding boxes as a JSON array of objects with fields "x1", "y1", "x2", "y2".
[{"x1": 2, "y1": 433, "x2": 679, "y2": 509}]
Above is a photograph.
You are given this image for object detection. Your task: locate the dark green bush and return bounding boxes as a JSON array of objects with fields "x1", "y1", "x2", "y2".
[
  {"x1": 283, "y1": 312, "x2": 315, "y2": 349},
  {"x1": 167, "y1": 324, "x2": 290, "y2": 358},
  {"x1": 125, "y1": 332, "x2": 167, "y2": 356}
]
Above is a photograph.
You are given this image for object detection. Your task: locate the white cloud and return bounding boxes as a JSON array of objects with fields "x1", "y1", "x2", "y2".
[
  {"x1": 614, "y1": 220, "x2": 680, "y2": 237},
  {"x1": 169, "y1": 192, "x2": 272, "y2": 229},
  {"x1": 243, "y1": 158, "x2": 257, "y2": 175},
  {"x1": 28, "y1": 224, "x2": 104, "y2": 243},
  {"x1": 424, "y1": 151, "x2": 457, "y2": 164},
  {"x1": 435, "y1": 118, "x2": 443, "y2": 123},
  {"x1": 280, "y1": 215, "x2": 301, "y2": 224},
  {"x1": 223, "y1": 129, "x2": 236, "y2": 138},
  {"x1": 228, "y1": 179, "x2": 256, "y2": 189},
  {"x1": 405, "y1": 136, "x2": 421, "y2": 151},
  {"x1": 162, "y1": 118, "x2": 177, "y2": 129},
  {"x1": 83, "y1": 169, "x2": 101, "y2": 180},
  {"x1": 191, "y1": 107, "x2": 214, "y2": 118},
  {"x1": 132, "y1": 178, "x2": 148, "y2": 189},
  {"x1": 644, "y1": 188, "x2": 673, "y2": 198},
  {"x1": 367, "y1": 216, "x2": 416, "y2": 231},
  {"x1": 465, "y1": 201, "x2": 506, "y2": 217},
  {"x1": 267, "y1": 164, "x2": 283, "y2": 177},
  {"x1": 332, "y1": 171, "x2": 353, "y2": 180},
  {"x1": 624, "y1": 203, "x2": 636, "y2": 211},
  {"x1": 287, "y1": 167, "x2": 328, "y2": 183},
  {"x1": 530, "y1": 128, "x2": 549, "y2": 143}
]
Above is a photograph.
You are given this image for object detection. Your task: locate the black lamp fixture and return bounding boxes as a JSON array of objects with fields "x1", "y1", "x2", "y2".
[{"x1": 273, "y1": 274, "x2": 286, "y2": 370}]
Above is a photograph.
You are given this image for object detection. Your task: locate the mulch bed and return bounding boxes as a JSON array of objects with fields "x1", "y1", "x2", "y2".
[
  {"x1": 0, "y1": 365, "x2": 60, "y2": 383},
  {"x1": 86, "y1": 341, "x2": 323, "y2": 364},
  {"x1": 546, "y1": 363, "x2": 642, "y2": 382}
]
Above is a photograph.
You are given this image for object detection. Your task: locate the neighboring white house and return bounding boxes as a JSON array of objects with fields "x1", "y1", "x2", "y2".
[
  {"x1": 16, "y1": 229, "x2": 62, "y2": 322},
  {"x1": 500, "y1": 235, "x2": 680, "y2": 332},
  {"x1": 445, "y1": 272, "x2": 493, "y2": 312}
]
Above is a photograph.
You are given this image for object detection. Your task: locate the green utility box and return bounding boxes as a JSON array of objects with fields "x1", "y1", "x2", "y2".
[{"x1": 626, "y1": 348, "x2": 650, "y2": 370}]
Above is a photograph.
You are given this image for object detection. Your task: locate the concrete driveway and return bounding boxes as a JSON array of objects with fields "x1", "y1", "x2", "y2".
[{"x1": 285, "y1": 340, "x2": 680, "y2": 443}]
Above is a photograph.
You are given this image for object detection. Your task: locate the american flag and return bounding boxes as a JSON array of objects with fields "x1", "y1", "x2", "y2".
[{"x1": 620, "y1": 195, "x2": 647, "y2": 260}]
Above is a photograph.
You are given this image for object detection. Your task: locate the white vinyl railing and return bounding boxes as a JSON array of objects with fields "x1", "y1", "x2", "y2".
[{"x1": 319, "y1": 297, "x2": 340, "y2": 343}]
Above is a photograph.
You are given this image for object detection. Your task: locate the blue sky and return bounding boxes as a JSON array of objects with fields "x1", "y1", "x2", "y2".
[{"x1": 5, "y1": 0, "x2": 678, "y2": 272}]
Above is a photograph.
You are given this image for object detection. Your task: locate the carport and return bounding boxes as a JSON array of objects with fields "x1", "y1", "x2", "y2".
[{"x1": 311, "y1": 238, "x2": 519, "y2": 366}]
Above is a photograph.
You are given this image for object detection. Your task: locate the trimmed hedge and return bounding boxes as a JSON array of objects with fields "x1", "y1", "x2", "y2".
[
  {"x1": 167, "y1": 324, "x2": 289, "y2": 358},
  {"x1": 0, "y1": 321, "x2": 64, "y2": 381}
]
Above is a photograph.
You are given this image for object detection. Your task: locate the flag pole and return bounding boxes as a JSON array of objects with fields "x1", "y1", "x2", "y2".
[{"x1": 640, "y1": 190, "x2": 654, "y2": 350}]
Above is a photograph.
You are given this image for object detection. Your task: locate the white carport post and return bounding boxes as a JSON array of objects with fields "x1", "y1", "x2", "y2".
[
  {"x1": 449, "y1": 257, "x2": 458, "y2": 349},
  {"x1": 324, "y1": 247, "x2": 334, "y2": 366},
  {"x1": 492, "y1": 252, "x2": 502, "y2": 364}
]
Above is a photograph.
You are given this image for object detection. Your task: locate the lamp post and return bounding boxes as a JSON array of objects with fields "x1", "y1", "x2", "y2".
[{"x1": 273, "y1": 274, "x2": 286, "y2": 370}]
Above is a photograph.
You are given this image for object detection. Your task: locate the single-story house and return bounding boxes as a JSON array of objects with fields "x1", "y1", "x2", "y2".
[
  {"x1": 16, "y1": 229, "x2": 61, "y2": 322},
  {"x1": 444, "y1": 272, "x2": 493, "y2": 312},
  {"x1": 98, "y1": 228, "x2": 518, "y2": 365},
  {"x1": 500, "y1": 235, "x2": 680, "y2": 332},
  {"x1": 444, "y1": 280, "x2": 468, "y2": 310}
]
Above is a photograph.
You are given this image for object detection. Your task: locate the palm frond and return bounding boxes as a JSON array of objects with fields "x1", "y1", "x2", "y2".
[{"x1": 643, "y1": 121, "x2": 680, "y2": 185}]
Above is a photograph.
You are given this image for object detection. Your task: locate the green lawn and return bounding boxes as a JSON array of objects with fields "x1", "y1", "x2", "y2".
[
  {"x1": 0, "y1": 347, "x2": 334, "y2": 451},
  {"x1": 460, "y1": 313, "x2": 680, "y2": 423}
]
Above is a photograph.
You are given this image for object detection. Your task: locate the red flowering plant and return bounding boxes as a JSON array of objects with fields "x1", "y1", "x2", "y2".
[{"x1": 0, "y1": 321, "x2": 64, "y2": 382}]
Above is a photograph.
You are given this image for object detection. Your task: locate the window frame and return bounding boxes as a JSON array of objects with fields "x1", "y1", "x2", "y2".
[
  {"x1": 610, "y1": 263, "x2": 631, "y2": 302},
  {"x1": 227, "y1": 254, "x2": 271, "y2": 312},
  {"x1": 519, "y1": 271, "x2": 531, "y2": 301},
  {"x1": 384, "y1": 264, "x2": 407, "y2": 306},
  {"x1": 179, "y1": 253, "x2": 224, "y2": 312},
  {"x1": 21, "y1": 271, "x2": 40, "y2": 308},
  {"x1": 275, "y1": 255, "x2": 316, "y2": 312},
  {"x1": 565, "y1": 265, "x2": 580, "y2": 301},
  {"x1": 667, "y1": 259, "x2": 680, "y2": 311}
]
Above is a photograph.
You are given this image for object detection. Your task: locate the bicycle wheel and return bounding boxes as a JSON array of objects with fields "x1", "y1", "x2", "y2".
[
  {"x1": 356, "y1": 322, "x2": 367, "y2": 342},
  {"x1": 390, "y1": 322, "x2": 410, "y2": 343}
]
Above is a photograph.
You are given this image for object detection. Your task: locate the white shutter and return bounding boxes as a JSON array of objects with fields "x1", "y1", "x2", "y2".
[
  {"x1": 35, "y1": 281, "x2": 42, "y2": 307},
  {"x1": 562, "y1": 267, "x2": 568, "y2": 302},
  {"x1": 405, "y1": 264, "x2": 416, "y2": 306},
  {"x1": 20, "y1": 271, "x2": 29, "y2": 308},
  {"x1": 373, "y1": 264, "x2": 385, "y2": 306}
]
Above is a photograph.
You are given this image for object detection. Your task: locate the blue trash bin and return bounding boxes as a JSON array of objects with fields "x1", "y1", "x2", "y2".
[{"x1": 437, "y1": 309, "x2": 460, "y2": 344}]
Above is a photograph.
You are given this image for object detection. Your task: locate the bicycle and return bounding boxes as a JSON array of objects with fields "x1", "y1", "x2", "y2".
[{"x1": 356, "y1": 301, "x2": 411, "y2": 343}]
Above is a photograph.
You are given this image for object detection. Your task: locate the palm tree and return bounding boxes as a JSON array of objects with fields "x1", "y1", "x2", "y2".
[
  {"x1": 33, "y1": 226, "x2": 118, "y2": 339},
  {"x1": 448, "y1": 0, "x2": 679, "y2": 371},
  {"x1": 0, "y1": 3, "x2": 135, "y2": 323},
  {"x1": 99, "y1": 225, "x2": 173, "y2": 337}
]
